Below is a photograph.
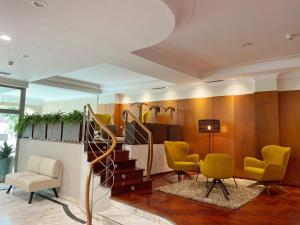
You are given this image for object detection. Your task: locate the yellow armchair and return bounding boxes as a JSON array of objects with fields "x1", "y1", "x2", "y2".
[
  {"x1": 200, "y1": 153, "x2": 235, "y2": 201},
  {"x1": 244, "y1": 145, "x2": 291, "y2": 195},
  {"x1": 164, "y1": 141, "x2": 200, "y2": 182}
]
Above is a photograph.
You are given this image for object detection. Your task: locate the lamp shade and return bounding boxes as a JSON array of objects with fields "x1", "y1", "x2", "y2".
[{"x1": 199, "y1": 119, "x2": 220, "y2": 133}]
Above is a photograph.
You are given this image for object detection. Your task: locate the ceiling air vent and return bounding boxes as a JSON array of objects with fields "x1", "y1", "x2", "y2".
[
  {"x1": 0, "y1": 71, "x2": 11, "y2": 76},
  {"x1": 205, "y1": 80, "x2": 224, "y2": 84},
  {"x1": 152, "y1": 86, "x2": 168, "y2": 90}
]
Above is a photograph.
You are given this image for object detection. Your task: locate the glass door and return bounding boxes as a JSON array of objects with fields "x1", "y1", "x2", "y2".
[{"x1": 0, "y1": 85, "x2": 25, "y2": 182}]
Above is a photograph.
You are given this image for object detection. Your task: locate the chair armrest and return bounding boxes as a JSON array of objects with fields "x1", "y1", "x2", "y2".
[
  {"x1": 185, "y1": 154, "x2": 200, "y2": 163},
  {"x1": 244, "y1": 157, "x2": 265, "y2": 168},
  {"x1": 263, "y1": 164, "x2": 285, "y2": 181}
]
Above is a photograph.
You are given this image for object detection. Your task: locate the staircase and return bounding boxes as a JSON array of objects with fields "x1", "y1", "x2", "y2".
[
  {"x1": 84, "y1": 105, "x2": 153, "y2": 225},
  {"x1": 87, "y1": 142, "x2": 152, "y2": 196}
]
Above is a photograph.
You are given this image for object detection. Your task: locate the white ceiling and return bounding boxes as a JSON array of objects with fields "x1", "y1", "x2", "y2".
[
  {"x1": 136, "y1": 0, "x2": 300, "y2": 77},
  {"x1": 0, "y1": 0, "x2": 176, "y2": 82},
  {"x1": 0, "y1": 0, "x2": 300, "y2": 99},
  {"x1": 62, "y1": 63, "x2": 172, "y2": 92},
  {"x1": 1, "y1": 83, "x2": 96, "y2": 105}
]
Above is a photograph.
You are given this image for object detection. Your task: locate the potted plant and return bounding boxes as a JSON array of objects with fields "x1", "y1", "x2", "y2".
[
  {"x1": 32, "y1": 114, "x2": 46, "y2": 140},
  {"x1": 0, "y1": 141, "x2": 14, "y2": 182},
  {"x1": 62, "y1": 110, "x2": 83, "y2": 142},
  {"x1": 15, "y1": 114, "x2": 34, "y2": 138},
  {"x1": 44, "y1": 112, "x2": 64, "y2": 141}
]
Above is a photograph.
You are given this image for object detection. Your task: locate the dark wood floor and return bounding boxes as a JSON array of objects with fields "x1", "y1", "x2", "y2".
[{"x1": 112, "y1": 174, "x2": 300, "y2": 225}]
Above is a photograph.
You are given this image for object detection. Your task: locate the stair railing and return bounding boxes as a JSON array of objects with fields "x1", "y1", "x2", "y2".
[
  {"x1": 83, "y1": 104, "x2": 117, "y2": 225},
  {"x1": 122, "y1": 109, "x2": 153, "y2": 179}
]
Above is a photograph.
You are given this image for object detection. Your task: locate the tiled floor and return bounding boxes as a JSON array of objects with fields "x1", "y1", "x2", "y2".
[{"x1": 0, "y1": 183, "x2": 164, "y2": 225}]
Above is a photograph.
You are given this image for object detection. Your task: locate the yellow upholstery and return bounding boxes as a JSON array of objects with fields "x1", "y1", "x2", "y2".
[
  {"x1": 94, "y1": 114, "x2": 112, "y2": 131},
  {"x1": 94, "y1": 114, "x2": 112, "y2": 124},
  {"x1": 200, "y1": 154, "x2": 234, "y2": 179},
  {"x1": 164, "y1": 141, "x2": 199, "y2": 172},
  {"x1": 244, "y1": 145, "x2": 291, "y2": 182},
  {"x1": 142, "y1": 111, "x2": 149, "y2": 123}
]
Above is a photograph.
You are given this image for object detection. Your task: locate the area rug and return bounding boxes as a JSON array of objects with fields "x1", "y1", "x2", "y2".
[{"x1": 155, "y1": 175, "x2": 264, "y2": 209}]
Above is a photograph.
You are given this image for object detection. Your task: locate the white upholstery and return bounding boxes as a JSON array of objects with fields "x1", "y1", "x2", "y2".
[
  {"x1": 27, "y1": 156, "x2": 41, "y2": 173},
  {"x1": 5, "y1": 156, "x2": 62, "y2": 193},
  {"x1": 39, "y1": 158, "x2": 60, "y2": 178}
]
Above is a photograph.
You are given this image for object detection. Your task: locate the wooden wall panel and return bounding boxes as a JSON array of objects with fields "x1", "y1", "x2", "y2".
[
  {"x1": 193, "y1": 98, "x2": 213, "y2": 159},
  {"x1": 279, "y1": 91, "x2": 300, "y2": 186},
  {"x1": 255, "y1": 92, "x2": 280, "y2": 155},
  {"x1": 234, "y1": 95, "x2": 256, "y2": 177},
  {"x1": 177, "y1": 99, "x2": 196, "y2": 152},
  {"x1": 212, "y1": 96, "x2": 235, "y2": 159}
]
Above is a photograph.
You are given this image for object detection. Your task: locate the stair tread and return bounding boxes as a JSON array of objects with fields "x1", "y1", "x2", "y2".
[
  {"x1": 114, "y1": 158, "x2": 137, "y2": 163},
  {"x1": 88, "y1": 150, "x2": 129, "y2": 154},
  {"x1": 113, "y1": 178, "x2": 151, "y2": 187},
  {"x1": 114, "y1": 167, "x2": 144, "y2": 174}
]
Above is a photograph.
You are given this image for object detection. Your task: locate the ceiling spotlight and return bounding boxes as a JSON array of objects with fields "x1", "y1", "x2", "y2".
[
  {"x1": 241, "y1": 42, "x2": 253, "y2": 47},
  {"x1": 231, "y1": 79, "x2": 236, "y2": 81},
  {"x1": 286, "y1": 33, "x2": 298, "y2": 40},
  {"x1": 31, "y1": 0, "x2": 48, "y2": 8},
  {"x1": 0, "y1": 34, "x2": 11, "y2": 41},
  {"x1": 22, "y1": 54, "x2": 30, "y2": 59}
]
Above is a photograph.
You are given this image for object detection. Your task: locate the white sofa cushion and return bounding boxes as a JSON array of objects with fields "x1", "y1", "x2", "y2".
[
  {"x1": 39, "y1": 158, "x2": 60, "y2": 178},
  {"x1": 5, "y1": 172, "x2": 60, "y2": 192},
  {"x1": 27, "y1": 156, "x2": 41, "y2": 173}
]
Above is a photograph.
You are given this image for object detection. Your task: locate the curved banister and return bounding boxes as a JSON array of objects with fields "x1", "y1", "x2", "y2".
[
  {"x1": 85, "y1": 104, "x2": 117, "y2": 225},
  {"x1": 122, "y1": 109, "x2": 153, "y2": 178}
]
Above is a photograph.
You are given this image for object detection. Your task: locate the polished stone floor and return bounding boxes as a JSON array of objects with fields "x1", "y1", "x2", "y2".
[{"x1": 0, "y1": 183, "x2": 163, "y2": 225}]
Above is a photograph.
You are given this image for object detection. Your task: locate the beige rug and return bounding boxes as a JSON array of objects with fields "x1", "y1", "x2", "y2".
[{"x1": 156, "y1": 175, "x2": 264, "y2": 209}]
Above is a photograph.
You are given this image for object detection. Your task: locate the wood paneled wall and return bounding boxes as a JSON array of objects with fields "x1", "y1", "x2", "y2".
[{"x1": 101, "y1": 90, "x2": 300, "y2": 186}]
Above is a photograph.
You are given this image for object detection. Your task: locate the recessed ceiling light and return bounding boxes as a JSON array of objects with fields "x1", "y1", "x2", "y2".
[
  {"x1": 231, "y1": 78, "x2": 236, "y2": 81},
  {"x1": 286, "y1": 33, "x2": 299, "y2": 40},
  {"x1": 0, "y1": 34, "x2": 11, "y2": 41},
  {"x1": 31, "y1": 0, "x2": 48, "y2": 8},
  {"x1": 241, "y1": 42, "x2": 253, "y2": 47},
  {"x1": 22, "y1": 54, "x2": 30, "y2": 59}
]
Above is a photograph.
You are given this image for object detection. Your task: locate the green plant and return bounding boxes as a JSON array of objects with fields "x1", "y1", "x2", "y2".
[
  {"x1": 63, "y1": 110, "x2": 83, "y2": 124},
  {"x1": 0, "y1": 141, "x2": 14, "y2": 159},
  {"x1": 42, "y1": 111, "x2": 64, "y2": 124},
  {"x1": 14, "y1": 114, "x2": 34, "y2": 135},
  {"x1": 31, "y1": 114, "x2": 42, "y2": 124}
]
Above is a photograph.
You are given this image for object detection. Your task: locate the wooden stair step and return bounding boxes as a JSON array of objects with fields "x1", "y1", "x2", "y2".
[
  {"x1": 111, "y1": 178, "x2": 152, "y2": 196},
  {"x1": 87, "y1": 150, "x2": 129, "y2": 162},
  {"x1": 86, "y1": 142, "x2": 123, "y2": 152},
  {"x1": 93, "y1": 158, "x2": 136, "y2": 173},
  {"x1": 99, "y1": 168, "x2": 144, "y2": 184}
]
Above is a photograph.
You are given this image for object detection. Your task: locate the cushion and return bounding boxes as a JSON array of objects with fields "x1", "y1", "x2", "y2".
[
  {"x1": 6, "y1": 172, "x2": 59, "y2": 192},
  {"x1": 245, "y1": 167, "x2": 265, "y2": 181},
  {"x1": 39, "y1": 158, "x2": 60, "y2": 178},
  {"x1": 27, "y1": 156, "x2": 42, "y2": 173}
]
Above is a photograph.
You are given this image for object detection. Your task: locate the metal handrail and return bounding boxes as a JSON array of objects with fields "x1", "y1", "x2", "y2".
[
  {"x1": 122, "y1": 109, "x2": 153, "y2": 179},
  {"x1": 85, "y1": 104, "x2": 116, "y2": 225}
]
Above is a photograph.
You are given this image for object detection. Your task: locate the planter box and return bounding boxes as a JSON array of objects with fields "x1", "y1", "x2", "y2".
[
  {"x1": 46, "y1": 122, "x2": 62, "y2": 141},
  {"x1": 62, "y1": 122, "x2": 81, "y2": 142},
  {"x1": 23, "y1": 124, "x2": 33, "y2": 138},
  {"x1": 32, "y1": 123, "x2": 47, "y2": 140},
  {"x1": 0, "y1": 157, "x2": 14, "y2": 182}
]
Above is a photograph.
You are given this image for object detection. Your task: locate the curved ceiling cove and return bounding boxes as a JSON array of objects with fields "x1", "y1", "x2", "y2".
[{"x1": 0, "y1": 0, "x2": 175, "y2": 81}]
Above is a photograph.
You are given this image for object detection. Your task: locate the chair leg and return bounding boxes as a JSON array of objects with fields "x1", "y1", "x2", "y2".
[
  {"x1": 196, "y1": 171, "x2": 200, "y2": 181},
  {"x1": 218, "y1": 180, "x2": 230, "y2": 201},
  {"x1": 177, "y1": 172, "x2": 182, "y2": 182},
  {"x1": 205, "y1": 179, "x2": 216, "y2": 198},
  {"x1": 28, "y1": 192, "x2": 34, "y2": 204},
  {"x1": 219, "y1": 180, "x2": 230, "y2": 195},
  {"x1": 6, "y1": 185, "x2": 13, "y2": 194},
  {"x1": 233, "y1": 177, "x2": 238, "y2": 188},
  {"x1": 53, "y1": 188, "x2": 59, "y2": 198}
]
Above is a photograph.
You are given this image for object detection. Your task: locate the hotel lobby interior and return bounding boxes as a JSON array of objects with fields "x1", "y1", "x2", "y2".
[{"x1": 1, "y1": 0, "x2": 300, "y2": 224}]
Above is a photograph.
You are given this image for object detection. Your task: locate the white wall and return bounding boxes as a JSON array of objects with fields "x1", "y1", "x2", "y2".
[
  {"x1": 41, "y1": 97, "x2": 98, "y2": 114},
  {"x1": 17, "y1": 139, "x2": 84, "y2": 200}
]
